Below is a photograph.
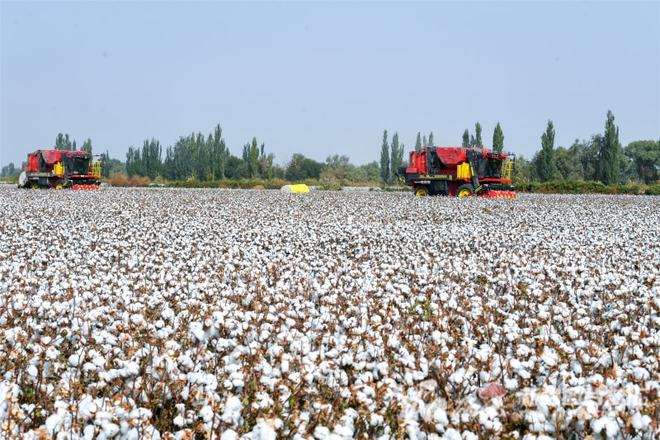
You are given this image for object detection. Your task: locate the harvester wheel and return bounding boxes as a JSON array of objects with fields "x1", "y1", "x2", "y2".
[
  {"x1": 457, "y1": 184, "x2": 473, "y2": 198},
  {"x1": 415, "y1": 187, "x2": 429, "y2": 197}
]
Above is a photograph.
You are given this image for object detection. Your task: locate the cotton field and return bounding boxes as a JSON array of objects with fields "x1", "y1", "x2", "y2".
[{"x1": 0, "y1": 186, "x2": 658, "y2": 440}]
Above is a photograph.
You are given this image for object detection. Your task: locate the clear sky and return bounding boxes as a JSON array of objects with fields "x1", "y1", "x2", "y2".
[{"x1": 1, "y1": 1, "x2": 659, "y2": 167}]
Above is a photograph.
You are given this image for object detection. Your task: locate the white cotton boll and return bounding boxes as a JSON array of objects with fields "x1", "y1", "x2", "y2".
[
  {"x1": 314, "y1": 425, "x2": 331, "y2": 439},
  {"x1": 516, "y1": 369, "x2": 531, "y2": 380},
  {"x1": 68, "y1": 353, "x2": 83, "y2": 367},
  {"x1": 442, "y1": 428, "x2": 462, "y2": 440},
  {"x1": 631, "y1": 412, "x2": 651, "y2": 431},
  {"x1": 45, "y1": 411, "x2": 65, "y2": 435},
  {"x1": 504, "y1": 377, "x2": 518, "y2": 390},
  {"x1": 200, "y1": 405, "x2": 214, "y2": 423},
  {"x1": 540, "y1": 347, "x2": 558, "y2": 367},
  {"x1": 173, "y1": 414, "x2": 186, "y2": 427},
  {"x1": 222, "y1": 395, "x2": 243, "y2": 426},
  {"x1": 102, "y1": 422, "x2": 120, "y2": 437},
  {"x1": 83, "y1": 424, "x2": 96, "y2": 439},
  {"x1": 449, "y1": 368, "x2": 465, "y2": 384},
  {"x1": 189, "y1": 322, "x2": 207, "y2": 342},
  {"x1": 77, "y1": 395, "x2": 97, "y2": 419},
  {"x1": 632, "y1": 367, "x2": 649, "y2": 381},
  {"x1": 423, "y1": 399, "x2": 448, "y2": 428},
  {"x1": 571, "y1": 361, "x2": 582, "y2": 375},
  {"x1": 250, "y1": 418, "x2": 278, "y2": 440},
  {"x1": 592, "y1": 416, "x2": 619, "y2": 438},
  {"x1": 26, "y1": 364, "x2": 38, "y2": 379},
  {"x1": 130, "y1": 314, "x2": 144, "y2": 325},
  {"x1": 220, "y1": 429, "x2": 238, "y2": 440}
]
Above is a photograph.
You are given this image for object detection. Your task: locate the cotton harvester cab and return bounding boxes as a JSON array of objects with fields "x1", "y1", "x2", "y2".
[
  {"x1": 398, "y1": 146, "x2": 516, "y2": 198},
  {"x1": 18, "y1": 149, "x2": 102, "y2": 190}
]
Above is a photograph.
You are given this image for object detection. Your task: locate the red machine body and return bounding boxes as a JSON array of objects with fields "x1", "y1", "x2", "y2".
[
  {"x1": 19, "y1": 149, "x2": 101, "y2": 189},
  {"x1": 399, "y1": 146, "x2": 515, "y2": 198}
]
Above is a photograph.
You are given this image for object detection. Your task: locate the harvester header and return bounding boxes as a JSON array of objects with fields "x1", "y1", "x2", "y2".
[
  {"x1": 398, "y1": 146, "x2": 515, "y2": 198},
  {"x1": 18, "y1": 149, "x2": 102, "y2": 190}
]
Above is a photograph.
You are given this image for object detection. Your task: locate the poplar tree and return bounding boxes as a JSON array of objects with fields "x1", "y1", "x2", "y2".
[
  {"x1": 379, "y1": 130, "x2": 390, "y2": 183},
  {"x1": 599, "y1": 110, "x2": 622, "y2": 184},
  {"x1": 535, "y1": 120, "x2": 557, "y2": 182},
  {"x1": 390, "y1": 132, "x2": 404, "y2": 183},
  {"x1": 415, "y1": 132, "x2": 422, "y2": 151},
  {"x1": 82, "y1": 138, "x2": 93, "y2": 154},
  {"x1": 492, "y1": 123, "x2": 504, "y2": 153},
  {"x1": 462, "y1": 129, "x2": 470, "y2": 147},
  {"x1": 475, "y1": 122, "x2": 483, "y2": 147}
]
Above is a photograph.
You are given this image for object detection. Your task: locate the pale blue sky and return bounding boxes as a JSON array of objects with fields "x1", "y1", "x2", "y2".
[{"x1": 1, "y1": 1, "x2": 659, "y2": 167}]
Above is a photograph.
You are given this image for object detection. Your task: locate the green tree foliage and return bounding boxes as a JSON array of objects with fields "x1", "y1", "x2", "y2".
[
  {"x1": 598, "y1": 110, "x2": 622, "y2": 184},
  {"x1": 55, "y1": 133, "x2": 74, "y2": 151},
  {"x1": 379, "y1": 130, "x2": 390, "y2": 183},
  {"x1": 512, "y1": 156, "x2": 533, "y2": 184},
  {"x1": 321, "y1": 155, "x2": 351, "y2": 183},
  {"x1": 625, "y1": 140, "x2": 659, "y2": 184},
  {"x1": 242, "y1": 138, "x2": 260, "y2": 178},
  {"x1": 492, "y1": 123, "x2": 504, "y2": 153},
  {"x1": 224, "y1": 155, "x2": 248, "y2": 180},
  {"x1": 161, "y1": 124, "x2": 232, "y2": 181},
  {"x1": 572, "y1": 137, "x2": 600, "y2": 181},
  {"x1": 209, "y1": 125, "x2": 229, "y2": 180},
  {"x1": 462, "y1": 129, "x2": 470, "y2": 148},
  {"x1": 125, "y1": 147, "x2": 141, "y2": 177},
  {"x1": 1, "y1": 162, "x2": 20, "y2": 179},
  {"x1": 142, "y1": 139, "x2": 162, "y2": 179},
  {"x1": 82, "y1": 138, "x2": 93, "y2": 154},
  {"x1": 554, "y1": 147, "x2": 583, "y2": 180},
  {"x1": 534, "y1": 120, "x2": 557, "y2": 182},
  {"x1": 126, "y1": 139, "x2": 161, "y2": 179},
  {"x1": 415, "y1": 132, "x2": 422, "y2": 152},
  {"x1": 99, "y1": 150, "x2": 124, "y2": 178},
  {"x1": 285, "y1": 153, "x2": 323, "y2": 181},
  {"x1": 389, "y1": 133, "x2": 405, "y2": 183},
  {"x1": 474, "y1": 122, "x2": 483, "y2": 147},
  {"x1": 428, "y1": 132, "x2": 434, "y2": 147},
  {"x1": 352, "y1": 161, "x2": 380, "y2": 182}
]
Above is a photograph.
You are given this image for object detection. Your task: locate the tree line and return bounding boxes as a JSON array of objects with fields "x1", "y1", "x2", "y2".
[
  {"x1": 1, "y1": 113, "x2": 657, "y2": 187},
  {"x1": 515, "y1": 111, "x2": 658, "y2": 185},
  {"x1": 379, "y1": 112, "x2": 658, "y2": 185},
  {"x1": 122, "y1": 123, "x2": 380, "y2": 184}
]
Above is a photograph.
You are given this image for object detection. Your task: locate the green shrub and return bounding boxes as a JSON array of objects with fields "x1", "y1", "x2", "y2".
[
  {"x1": 646, "y1": 183, "x2": 660, "y2": 196},
  {"x1": 516, "y1": 180, "x2": 655, "y2": 195}
]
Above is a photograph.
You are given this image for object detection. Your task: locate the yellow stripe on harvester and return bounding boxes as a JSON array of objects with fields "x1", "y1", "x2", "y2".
[
  {"x1": 53, "y1": 162, "x2": 65, "y2": 177},
  {"x1": 456, "y1": 162, "x2": 472, "y2": 180}
]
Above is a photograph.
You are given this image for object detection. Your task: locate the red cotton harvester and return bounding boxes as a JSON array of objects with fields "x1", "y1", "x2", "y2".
[
  {"x1": 398, "y1": 146, "x2": 516, "y2": 199},
  {"x1": 18, "y1": 149, "x2": 102, "y2": 190}
]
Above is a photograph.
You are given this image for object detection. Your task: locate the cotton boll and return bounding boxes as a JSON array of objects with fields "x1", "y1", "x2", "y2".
[
  {"x1": 222, "y1": 395, "x2": 243, "y2": 426},
  {"x1": 631, "y1": 412, "x2": 651, "y2": 431},
  {"x1": 220, "y1": 429, "x2": 239, "y2": 440},
  {"x1": 442, "y1": 428, "x2": 462, "y2": 440}
]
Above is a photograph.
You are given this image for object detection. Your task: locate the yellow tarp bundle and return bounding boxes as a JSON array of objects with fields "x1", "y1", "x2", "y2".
[{"x1": 280, "y1": 184, "x2": 310, "y2": 194}]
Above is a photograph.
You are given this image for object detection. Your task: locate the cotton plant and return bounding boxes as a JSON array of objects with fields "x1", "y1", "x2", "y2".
[{"x1": 0, "y1": 187, "x2": 657, "y2": 439}]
